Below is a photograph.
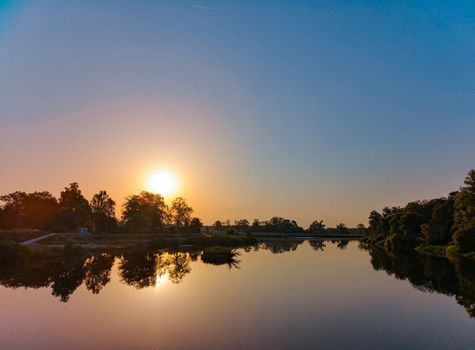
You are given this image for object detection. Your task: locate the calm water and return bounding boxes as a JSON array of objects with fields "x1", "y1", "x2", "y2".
[{"x1": 0, "y1": 240, "x2": 474, "y2": 349}]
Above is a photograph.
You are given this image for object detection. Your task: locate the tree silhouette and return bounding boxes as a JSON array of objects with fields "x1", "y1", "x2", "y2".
[
  {"x1": 58, "y1": 183, "x2": 91, "y2": 231},
  {"x1": 0, "y1": 191, "x2": 59, "y2": 229},
  {"x1": 453, "y1": 170, "x2": 475, "y2": 253},
  {"x1": 308, "y1": 220, "x2": 326, "y2": 235},
  {"x1": 170, "y1": 197, "x2": 193, "y2": 228},
  {"x1": 122, "y1": 192, "x2": 167, "y2": 233},
  {"x1": 91, "y1": 191, "x2": 117, "y2": 233}
]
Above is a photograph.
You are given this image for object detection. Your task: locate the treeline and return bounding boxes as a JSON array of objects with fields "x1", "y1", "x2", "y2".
[
  {"x1": 0, "y1": 182, "x2": 361, "y2": 235},
  {"x1": 364, "y1": 169, "x2": 475, "y2": 256},
  {"x1": 210, "y1": 218, "x2": 361, "y2": 236},
  {"x1": 0, "y1": 183, "x2": 203, "y2": 234}
]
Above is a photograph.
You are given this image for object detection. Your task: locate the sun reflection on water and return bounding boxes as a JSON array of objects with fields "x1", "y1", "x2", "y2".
[{"x1": 155, "y1": 273, "x2": 169, "y2": 289}]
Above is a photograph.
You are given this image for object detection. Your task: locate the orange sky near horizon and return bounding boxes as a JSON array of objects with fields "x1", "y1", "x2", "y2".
[
  {"x1": 1, "y1": 0, "x2": 473, "y2": 227},
  {"x1": 0, "y1": 96, "x2": 468, "y2": 227}
]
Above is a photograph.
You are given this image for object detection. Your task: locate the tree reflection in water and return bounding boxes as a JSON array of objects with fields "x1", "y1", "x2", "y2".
[
  {"x1": 364, "y1": 244, "x2": 475, "y2": 317},
  {"x1": 309, "y1": 240, "x2": 326, "y2": 251},
  {"x1": 118, "y1": 251, "x2": 158, "y2": 289},
  {"x1": 84, "y1": 253, "x2": 115, "y2": 294},
  {"x1": 0, "y1": 239, "x2": 474, "y2": 317},
  {"x1": 260, "y1": 239, "x2": 304, "y2": 254}
]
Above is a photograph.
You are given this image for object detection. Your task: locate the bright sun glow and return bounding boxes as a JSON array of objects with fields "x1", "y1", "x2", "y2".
[
  {"x1": 155, "y1": 273, "x2": 169, "y2": 289},
  {"x1": 146, "y1": 169, "x2": 179, "y2": 197}
]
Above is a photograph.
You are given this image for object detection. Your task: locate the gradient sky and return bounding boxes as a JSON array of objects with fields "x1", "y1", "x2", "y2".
[{"x1": 1, "y1": 0, "x2": 474, "y2": 226}]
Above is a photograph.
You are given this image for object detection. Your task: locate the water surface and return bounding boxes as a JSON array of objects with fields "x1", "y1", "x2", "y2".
[{"x1": 0, "y1": 240, "x2": 474, "y2": 349}]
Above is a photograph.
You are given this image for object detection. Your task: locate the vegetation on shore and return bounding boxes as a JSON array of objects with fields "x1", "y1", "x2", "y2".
[
  {"x1": 363, "y1": 169, "x2": 475, "y2": 259},
  {"x1": 0, "y1": 183, "x2": 362, "y2": 241}
]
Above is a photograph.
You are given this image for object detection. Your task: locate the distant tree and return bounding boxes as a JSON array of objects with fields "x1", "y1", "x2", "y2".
[
  {"x1": 170, "y1": 197, "x2": 193, "y2": 228},
  {"x1": 234, "y1": 219, "x2": 250, "y2": 232},
  {"x1": 189, "y1": 217, "x2": 203, "y2": 232},
  {"x1": 308, "y1": 220, "x2": 326, "y2": 235},
  {"x1": 122, "y1": 192, "x2": 168, "y2": 233},
  {"x1": 264, "y1": 217, "x2": 303, "y2": 233},
  {"x1": 57, "y1": 183, "x2": 91, "y2": 231},
  {"x1": 91, "y1": 191, "x2": 117, "y2": 233},
  {"x1": 357, "y1": 223, "x2": 366, "y2": 235},
  {"x1": 335, "y1": 223, "x2": 349, "y2": 235},
  {"x1": 251, "y1": 219, "x2": 261, "y2": 231},
  {"x1": 453, "y1": 170, "x2": 475, "y2": 253},
  {"x1": 213, "y1": 220, "x2": 223, "y2": 230}
]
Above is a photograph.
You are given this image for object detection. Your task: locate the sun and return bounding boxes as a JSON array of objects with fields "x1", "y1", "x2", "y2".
[{"x1": 146, "y1": 169, "x2": 179, "y2": 197}]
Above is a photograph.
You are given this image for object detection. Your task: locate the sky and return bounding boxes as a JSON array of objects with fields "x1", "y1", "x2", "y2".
[{"x1": 1, "y1": 0, "x2": 475, "y2": 227}]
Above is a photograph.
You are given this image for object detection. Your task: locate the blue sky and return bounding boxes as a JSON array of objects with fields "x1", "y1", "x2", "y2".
[{"x1": 1, "y1": 0, "x2": 474, "y2": 225}]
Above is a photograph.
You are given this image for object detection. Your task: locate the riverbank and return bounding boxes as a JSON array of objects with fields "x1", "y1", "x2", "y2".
[{"x1": 0, "y1": 228, "x2": 361, "y2": 251}]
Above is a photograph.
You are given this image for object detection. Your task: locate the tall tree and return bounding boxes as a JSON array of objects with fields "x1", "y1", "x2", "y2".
[
  {"x1": 453, "y1": 170, "x2": 475, "y2": 253},
  {"x1": 58, "y1": 183, "x2": 91, "y2": 231},
  {"x1": 170, "y1": 197, "x2": 193, "y2": 228},
  {"x1": 91, "y1": 191, "x2": 117, "y2": 233},
  {"x1": 335, "y1": 223, "x2": 349, "y2": 235},
  {"x1": 122, "y1": 191, "x2": 168, "y2": 233}
]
